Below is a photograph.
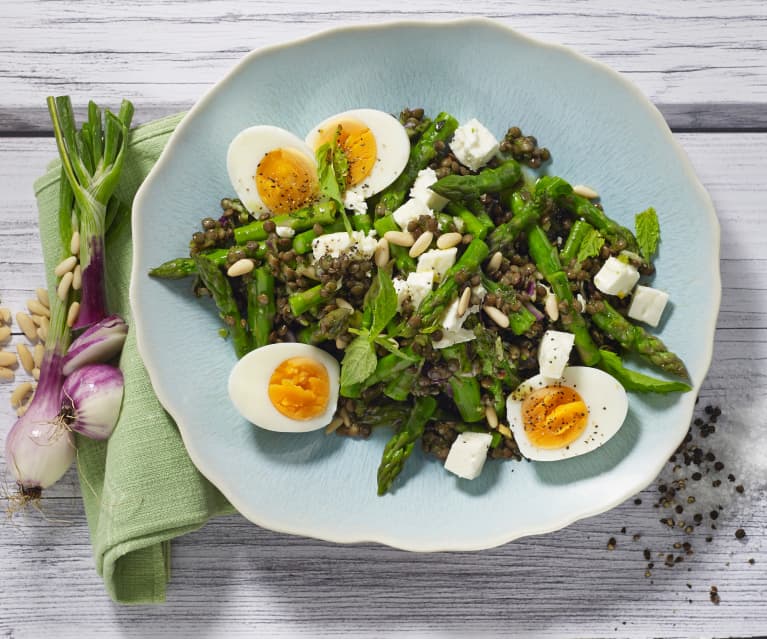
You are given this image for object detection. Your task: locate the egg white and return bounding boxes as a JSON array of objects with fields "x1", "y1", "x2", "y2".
[
  {"x1": 505, "y1": 367, "x2": 628, "y2": 461},
  {"x1": 227, "y1": 125, "x2": 318, "y2": 215},
  {"x1": 228, "y1": 342, "x2": 340, "y2": 433},
  {"x1": 305, "y1": 108, "x2": 410, "y2": 199}
]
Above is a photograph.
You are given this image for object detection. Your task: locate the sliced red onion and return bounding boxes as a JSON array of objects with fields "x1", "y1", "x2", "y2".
[
  {"x1": 526, "y1": 279, "x2": 537, "y2": 297},
  {"x1": 4, "y1": 352, "x2": 75, "y2": 491},
  {"x1": 61, "y1": 364, "x2": 124, "y2": 440},
  {"x1": 63, "y1": 314, "x2": 128, "y2": 376},
  {"x1": 524, "y1": 301, "x2": 544, "y2": 321}
]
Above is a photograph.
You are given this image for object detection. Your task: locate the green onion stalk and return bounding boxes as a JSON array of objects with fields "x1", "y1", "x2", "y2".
[{"x1": 47, "y1": 96, "x2": 134, "y2": 329}]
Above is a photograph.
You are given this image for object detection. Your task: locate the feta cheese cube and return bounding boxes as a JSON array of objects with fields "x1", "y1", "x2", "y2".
[
  {"x1": 416, "y1": 247, "x2": 457, "y2": 281},
  {"x1": 594, "y1": 256, "x2": 640, "y2": 297},
  {"x1": 312, "y1": 231, "x2": 377, "y2": 262},
  {"x1": 344, "y1": 189, "x2": 368, "y2": 216},
  {"x1": 444, "y1": 432, "x2": 493, "y2": 480},
  {"x1": 392, "y1": 277, "x2": 409, "y2": 311},
  {"x1": 432, "y1": 328, "x2": 475, "y2": 350},
  {"x1": 409, "y1": 167, "x2": 449, "y2": 211},
  {"x1": 449, "y1": 118, "x2": 500, "y2": 171},
  {"x1": 392, "y1": 198, "x2": 433, "y2": 230},
  {"x1": 538, "y1": 329, "x2": 575, "y2": 379},
  {"x1": 405, "y1": 270, "x2": 434, "y2": 309},
  {"x1": 628, "y1": 285, "x2": 669, "y2": 327},
  {"x1": 275, "y1": 225, "x2": 295, "y2": 239}
]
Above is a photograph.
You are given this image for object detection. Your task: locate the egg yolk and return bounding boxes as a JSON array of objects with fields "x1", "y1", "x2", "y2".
[
  {"x1": 255, "y1": 148, "x2": 318, "y2": 214},
  {"x1": 268, "y1": 357, "x2": 330, "y2": 421},
  {"x1": 520, "y1": 385, "x2": 589, "y2": 449},
  {"x1": 316, "y1": 119, "x2": 377, "y2": 187}
]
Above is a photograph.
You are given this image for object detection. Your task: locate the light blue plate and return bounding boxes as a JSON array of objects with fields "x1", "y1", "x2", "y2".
[{"x1": 131, "y1": 19, "x2": 720, "y2": 550}]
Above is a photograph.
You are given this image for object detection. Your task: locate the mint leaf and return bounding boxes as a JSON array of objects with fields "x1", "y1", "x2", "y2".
[
  {"x1": 576, "y1": 227, "x2": 605, "y2": 263},
  {"x1": 635, "y1": 207, "x2": 660, "y2": 260},
  {"x1": 340, "y1": 333, "x2": 378, "y2": 387},
  {"x1": 370, "y1": 268, "x2": 397, "y2": 337}
]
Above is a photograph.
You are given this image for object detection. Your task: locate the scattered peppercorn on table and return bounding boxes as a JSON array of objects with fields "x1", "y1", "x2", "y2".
[{"x1": 1, "y1": 2, "x2": 766, "y2": 637}]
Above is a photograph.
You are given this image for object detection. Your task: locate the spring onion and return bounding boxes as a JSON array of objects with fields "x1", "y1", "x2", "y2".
[
  {"x1": 63, "y1": 314, "x2": 128, "y2": 376},
  {"x1": 60, "y1": 364, "x2": 125, "y2": 440}
]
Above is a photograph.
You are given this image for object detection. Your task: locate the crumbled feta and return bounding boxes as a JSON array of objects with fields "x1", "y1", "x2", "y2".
[
  {"x1": 416, "y1": 247, "x2": 457, "y2": 281},
  {"x1": 344, "y1": 190, "x2": 368, "y2": 216},
  {"x1": 275, "y1": 225, "x2": 295, "y2": 239},
  {"x1": 405, "y1": 271, "x2": 433, "y2": 309},
  {"x1": 432, "y1": 328, "x2": 476, "y2": 350},
  {"x1": 543, "y1": 285, "x2": 559, "y2": 321},
  {"x1": 441, "y1": 298, "x2": 466, "y2": 333},
  {"x1": 453, "y1": 216, "x2": 465, "y2": 233},
  {"x1": 449, "y1": 118, "x2": 500, "y2": 171},
  {"x1": 392, "y1": 198, "x2": 433, "y2": 230},
  {"x1": 444, "y1": 432, "x2": 493, "y2": 480},
  {"x1": 432, "y1": 286, "x2": 485, "y2": 349},
  {"x1": 538, "y1": 329, "x2": 575, "y2": 379},
  {"x1": 312, "y1": 231, "x2": 377, "y2": 262},
  {"x1": 409, "y1": 167, "x2": 449, "y2": 211},
  {"x1": 594, "y1": 256, "x2": 640, "y2": 297},
  {"x1": 628, "y1": 285, "x2": 669, "y2": 327},
  {"x1": 392, "y1": 277, "x2": 409, "y2": 311}
]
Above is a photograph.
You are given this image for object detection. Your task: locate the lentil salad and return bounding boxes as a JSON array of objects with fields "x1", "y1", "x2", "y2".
[{"x1": 150, "y1": 107, "x2": 691, "y2": 495}]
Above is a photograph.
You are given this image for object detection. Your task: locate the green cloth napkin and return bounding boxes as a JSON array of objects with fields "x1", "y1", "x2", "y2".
[{"x1": 34, "y1": 113, "x2": 235, "y2": 604}]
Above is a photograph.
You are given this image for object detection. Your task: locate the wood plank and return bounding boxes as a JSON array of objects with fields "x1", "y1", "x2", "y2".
[
  {"x1": 0, "y1": 133, "x2": 765, "y2": 636},
  {"x1": 2, "y1": 0, "x2": 767, "y2": 131}
]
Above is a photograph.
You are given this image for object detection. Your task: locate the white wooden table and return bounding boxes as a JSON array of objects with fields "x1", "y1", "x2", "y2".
[{"x1": 1, "y1": 2, "x2": 766, "y2": 637}]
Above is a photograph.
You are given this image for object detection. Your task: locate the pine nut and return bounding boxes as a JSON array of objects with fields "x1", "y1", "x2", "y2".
[
  {"x1": 17, "y1": 405, "x2": 28, "y2": 417},
  {"x1": 11, "y1": 382, "x2": 34, "y2": 408},
  {"x1": 485, "y1": 405, "x2": 499, "y2": 429},
  {"x1": 335, "y1": 298, "x2": 353, "y2": 311},
  {"x1": 28, "y1": 299, "x2": 50, "y2": 318},
  {"x1": 227, "y1": 258, "x2": 255, "y2": 277},
  {"x1": 30, "y1": 314, "x2": 43, "y2": 327},
  {"x1": 17, "y1": 344, "x2": 34, "y2": 374},
  {"x1": 334, "y1": 336, "x2": 348, "y2": 350},
  {"x1": 39, "y1": 316, "x2": 50, "y2": 335},
  {"x1": 497, "y1": 424, "x2": 512, "y2": 439},
  {"x1": 33, "y1": 343, "x2": 44, "y2": 368},
  {"x1": 72, "y1": 264, "x2": 82, "y2": 291},
  {"x1": 36, "y1": 287, "x2": 50, "y2": 309},
  {"x1": 409, "y1": 231, "x2": 433, "y2": 258},
  {"x1": 37, "y1": 326, "x2": 47, "y2": 342},
  {"x1": 0, "y1": 326, "x2": 11, "y2": 343},
  {"x1": 437, "y1": 232, "x2": 462, "y2": 250},
  {"x1": 0, "y1": 307, "x2": 12, "y2": 324},
  {"x1": 16, "y1": 312, "x2": 37, "y2": 341},
  {"x1": 457, "y1": 286, "x2": 472, "y2": 317},
  {"x1": 32, "y1": 367, "x2": 40, "y2": 381},
  {"x1": 0, "y1": 367, "x2": 14, "y2": 381},
  {"x1": 488, "y1": 251, "x2": 503, "y2": 273},
  {"x1": 67, "y1": 301, "x2": 80, "y2": 327},
  {"x1": 54, "y1": 255, "x2": 78, "y2": 277},
  {"x1": 57, "y1": 271, "x2": 74, "y2": 301},
  {"x1": 70, "y1": 230, "x2": 81, "y2": 255},
  {"x1": 484, "y1": 305, "x2": 510, "y2": 328},
  {"x1": 340, "y1": 407, "x2": 352, "y2": 428},
  {"x1": 573, "y1": 184, "x2": 599, "y2": 199},
  {"x1": 384, "y1": 230, "x2": 415, "y2": 247},
  {"x1": 324, "y1": 416, "x2": 345, "y2": 435},
  {"x1": 374, "y1": 238, "x2": 390, "y2": 268},
  {"x1": 0, "y1": 351, "x2": 18, "y2": 368}
]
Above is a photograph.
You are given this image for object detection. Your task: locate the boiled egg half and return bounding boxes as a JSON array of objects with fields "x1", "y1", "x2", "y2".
[
  {"x1": 305, "y1": 108, "x2": 410, "y2": 200},
  {"x1": 228, "y1": 342, "x2": 340, "y2": 433},
  {"x1": 227, "y1": 126, "x2": 319, "y2": 216},
  {"x1": 506, "y1": 367, "x2": 628, "y2": 461}
]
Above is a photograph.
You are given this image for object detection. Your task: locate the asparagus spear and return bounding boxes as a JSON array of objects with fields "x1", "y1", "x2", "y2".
[
  {"x1": 149, "y1": 248, "x2": 231, "y2": 278},
  {"x1": 430, "y1": 158, "x2": 522, "y2": 201},
  {"x1": 234, "y1": 200, "x2": 337, "y2": 243},
  {"x1": 247, "y1": 266, "x2": 275, "y2": 348},
  {"x1": 589, "y1": 300, "x2": 689, "y2": 378},
  {"x1": 375, "y1": 112, "x2": 459, "y2": 217},
  {"x1": 487, "y1": 191, "x2": 540, "y2": 254},
  {"x1": 373, "y1": 214, "x2": 416, "y2": 273},
  {"x1": 288, "y1": 284, "x2": 325, "y2": 317},
  {"x1": 481, "y1": 277, "x2": 537, "y2": 335},
  {"x1": 292, "y1": 219, "x2": 345, "y2": 255},
  {"x1": 567, "y1": 193, "x2": 639, "y2": 253},
  {"x1": 193, "y1": 254, "x2": 252, "y2": 357},
  {"x1": 442, "y1": 344, "x2": 485, "y2": 423},
  {"x1": 377, "y1": 396, "x2": 437, "y2": 495},
  {"x1": 446, "y1": 202, "x2": 494, "y2": 240},
  {"x1": 559, "y1": 219, "x2": 592, "y2": 264},
  {"x1": 598, "y1": 349, "x2": 691, "y2": 393},
  {"x1": 526, "y1": 225, "x2": 601, "y2": 366},
  {"x1": 402, "y1": 238, "x2": 490, "y2": 336}
]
